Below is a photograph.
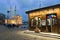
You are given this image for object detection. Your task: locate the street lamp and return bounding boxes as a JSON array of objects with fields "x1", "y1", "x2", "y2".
[{"x1": 7, "y1": 10, "x2": 10, "y2": 24}]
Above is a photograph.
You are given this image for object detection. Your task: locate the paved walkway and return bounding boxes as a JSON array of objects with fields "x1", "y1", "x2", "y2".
[
  {"x1": 20, "y1": 30, "x2": 60, "y2": 40},
  {"x1": 0, "y1": 25, "x2": 60, "y2": 40}
]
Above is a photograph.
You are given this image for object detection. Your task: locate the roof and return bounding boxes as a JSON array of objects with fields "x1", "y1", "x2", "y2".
[{"x1": 26, "y1": 4, "x2": 60, "y2": 14}]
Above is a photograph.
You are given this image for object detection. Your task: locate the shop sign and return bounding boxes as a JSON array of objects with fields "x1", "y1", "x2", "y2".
[{"x1": 41, "y1": 20, "x2": 46, "y2": 26}]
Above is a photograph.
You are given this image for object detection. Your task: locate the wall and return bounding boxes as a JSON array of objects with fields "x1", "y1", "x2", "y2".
[
  {"x1": 5, "y1": 16, "x2": 22, "y2": 25},
  {"x1": 28, "y1": 7, "x2": 60, "y2": 33}
]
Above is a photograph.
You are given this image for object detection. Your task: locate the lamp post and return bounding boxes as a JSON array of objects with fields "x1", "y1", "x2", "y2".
[{"x1": 7, "y1": 10, "x2": 10, "y2": 24}]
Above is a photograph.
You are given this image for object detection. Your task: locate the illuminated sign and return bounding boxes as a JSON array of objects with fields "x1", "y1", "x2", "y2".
[{"x1": 46, "y1": 14, "x2": 57, "y2": 18}]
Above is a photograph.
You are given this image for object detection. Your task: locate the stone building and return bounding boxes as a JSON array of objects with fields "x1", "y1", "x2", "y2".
[
  {"x1": 0, "y1": 13, "x2": 5, "y2": 25},
  {"x1": 5, "y1": 15, "x2": 22, "y2": 25},
  {"x1": 26, "y1": 4, "x2": 60, "y2": 34}
]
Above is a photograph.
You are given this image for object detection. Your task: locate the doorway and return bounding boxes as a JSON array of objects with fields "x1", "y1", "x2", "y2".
[
  {"x1": 30, "y1": 16, "x2": 41, "y2": 30},
  {"x1": 46, "y1": 13, "x2": 57, "y2": 32}
]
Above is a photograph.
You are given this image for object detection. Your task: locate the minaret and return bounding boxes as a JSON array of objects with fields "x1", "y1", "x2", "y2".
[
  {"x1": 14, "y1": 5, "x2": 16, "y2": 16},
  {"x1": 14, "y1": 5, "x2": 17, "y2": 24},
  {"x1": 9, "y1": 6, "x2": 12, "y2": 19}
]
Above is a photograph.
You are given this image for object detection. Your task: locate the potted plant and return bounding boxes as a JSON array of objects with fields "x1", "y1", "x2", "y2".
[{"x1": 34, "y1": 26, "x2": 41, "y2": 33}]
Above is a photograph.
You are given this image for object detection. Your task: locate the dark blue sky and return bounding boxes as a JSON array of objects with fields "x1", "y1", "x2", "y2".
[{"x1": 0, "y1": 0, "x2": 60, "y2": 21}]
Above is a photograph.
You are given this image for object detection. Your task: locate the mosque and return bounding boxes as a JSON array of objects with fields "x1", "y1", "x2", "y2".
[{"x1": 5, "y1": 6, "x2": 22, "y2": 25}]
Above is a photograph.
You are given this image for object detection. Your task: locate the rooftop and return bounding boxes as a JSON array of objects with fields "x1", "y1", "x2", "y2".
[{"x1": 26, "y1": 4, "x2": 60, "y2": 14}]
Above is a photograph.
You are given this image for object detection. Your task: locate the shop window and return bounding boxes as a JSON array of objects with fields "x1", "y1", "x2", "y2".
[
  {"x1": 41, "y1": 20, "x2": 46, "y2": 26},
  {"x1": 46, "y1": 13, "x2": 57, "y2": 26},
  {"x1": 33, "y1": 17, "x2": 38, "y2": 27},
  {"x1": 38, "y1": 18, "x2": 41, "y2": 27},
  {"x1": 31, "y1": 19, "x2": 34, "y2": 27}
]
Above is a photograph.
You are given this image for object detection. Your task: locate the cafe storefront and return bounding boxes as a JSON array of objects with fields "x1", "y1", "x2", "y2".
[{"x1": 26, "y1": 4, "x2": 60, "y2": 34}]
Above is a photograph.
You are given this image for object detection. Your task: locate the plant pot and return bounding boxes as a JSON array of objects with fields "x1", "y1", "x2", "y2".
[{"x1": 34, "y1": 27, "x2": 41, "y2": 33}]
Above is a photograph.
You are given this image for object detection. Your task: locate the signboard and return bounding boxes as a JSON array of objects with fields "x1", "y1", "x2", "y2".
[
  {"x1": 46, "y1": 14, "x2": 57, "y2": 18},
  {"x1": 41, "y1": 20, "x2": 46, "y2": 26}
]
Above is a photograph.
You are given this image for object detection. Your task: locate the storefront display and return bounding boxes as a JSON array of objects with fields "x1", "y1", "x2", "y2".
[
  {"x1": 41, "y1": 20, "x2": 46, "y2": 32},
  {"x1": 26, "y1": 4, "x2": 60, "y2": 34},
  {"x1": 46, "y1": 13, "x2": 57, "y2": 32}
]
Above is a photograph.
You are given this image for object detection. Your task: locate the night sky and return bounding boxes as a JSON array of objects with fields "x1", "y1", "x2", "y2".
[{"x1": 0, "y1": 0, "x2": 60, "y2": 21}]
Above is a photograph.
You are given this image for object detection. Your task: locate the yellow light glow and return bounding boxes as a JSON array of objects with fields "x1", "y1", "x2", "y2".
[{"x1": 11, "y1": 21, "x2": 16, "y2": 24}]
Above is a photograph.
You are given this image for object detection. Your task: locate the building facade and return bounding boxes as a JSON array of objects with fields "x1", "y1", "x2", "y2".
[
  {"x1": 5, "y1": 15, "x2": 22, "y2": 25},
  {"x1": 0, "y1": 13, "x2": 5, "y2": 25},
  {"x1": 26, "y1": 4, "x2": 60, "y2": 34},
  {"x1": 12, "y1": 15, "x2": 22, "y2": 25}
]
